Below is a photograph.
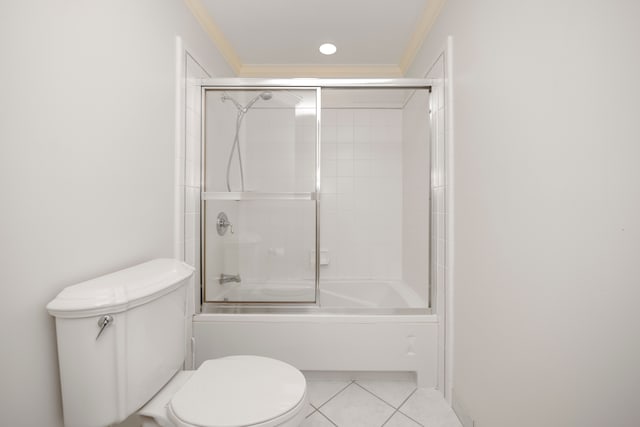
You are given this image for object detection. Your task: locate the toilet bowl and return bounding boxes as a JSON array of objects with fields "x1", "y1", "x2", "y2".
[
  {"x1": 139, "y1": 356, "x2": 308, "y2": 427},
  {"x1": 46, "y1": 259, "x2": 307, "y2": 427}
]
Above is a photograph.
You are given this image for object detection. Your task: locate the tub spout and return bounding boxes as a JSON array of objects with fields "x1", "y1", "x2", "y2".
[{"x1": 219, "y1": 273, "x2": 241, "y2": 284}]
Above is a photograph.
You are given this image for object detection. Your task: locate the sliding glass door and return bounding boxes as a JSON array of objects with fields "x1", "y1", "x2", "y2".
[{"x1": 202, "y1": 88, "x2": 319, "y2": 303}]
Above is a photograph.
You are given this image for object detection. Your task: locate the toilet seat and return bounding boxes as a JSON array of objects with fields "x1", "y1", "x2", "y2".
[{"x1": 155, "y1": 355, "x2": 307, "y2": 427}]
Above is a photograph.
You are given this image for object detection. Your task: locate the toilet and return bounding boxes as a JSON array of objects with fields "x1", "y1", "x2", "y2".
[{"x1": 46, "y1": 259, "x2": 307, "y2": 427}]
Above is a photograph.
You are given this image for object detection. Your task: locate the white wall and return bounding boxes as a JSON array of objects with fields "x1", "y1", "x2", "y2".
[
  {"x1": 408, "y1": 1, "x2": 640, "y2": 426},
  {"x1": 0, "y1": 1, "x2": 233, "y2": 426}
]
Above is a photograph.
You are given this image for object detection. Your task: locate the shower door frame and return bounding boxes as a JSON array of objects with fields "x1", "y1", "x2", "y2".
[{"x1": 200, "y1": 78, "x2": 433, "y2": 309}]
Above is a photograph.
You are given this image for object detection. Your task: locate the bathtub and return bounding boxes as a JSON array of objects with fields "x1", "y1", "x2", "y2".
[
  {"x1": 193, "y1": 280, "x2": 438, "y2": 386},
  {"x1": 209, "y1": 279, "x2": 426, "y2": 308}
]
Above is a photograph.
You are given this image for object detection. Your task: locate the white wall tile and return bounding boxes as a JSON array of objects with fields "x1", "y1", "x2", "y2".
[
  {"x1": 336, "y1": 141, "x2": 354, "y2": 159},
  {"x1": 401, "y1": 89, "x2": 431, "y2": 304},
  {"x1": 354, "y1": 143, "x2": 371, "y2": 159},
  {"x1": 321, "y1": 176, "x2": 337, "y2": 194},
  {"x1": 354, "y1": 109, "x2": 371, "y2": 126},
  {"x1": 322, "y1": 142, "x2": 337, "y2": 160},
  {"x1": 184, "y1": 213, "x2": 196, "y2": 240},
  {"x1": 185, "y1": 238, "x2": 196, "y2": 266},
  {"x1": 354, "y1": 126, "x2": 371, "y2": 143},
  {"x1": 336, "y1": 159, "x2": 354, "y2": 177},
  {"x1": 337, "y1": 109, "x2": 354, "y2": 127},
  {"x1": 354, "y1": 159, "x2": 371, "y2": 177},
  {"x1": 336, "y1": 176, "x2": 354, "y2": 194},
  {"x1": 320, "y1": 108, "x2": 403, "y2": 281},
  {"x1": 337, "y1": 126, "x2": 354, "y2": 144},
  {"x1": 322, "y1": 109, "x2": 337, "y2": 127},
  {"x1": 322, "y1": 159, "x2": 337, "y2": 178}
]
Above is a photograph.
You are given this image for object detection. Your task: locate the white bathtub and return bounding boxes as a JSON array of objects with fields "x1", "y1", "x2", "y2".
[
  {"x1": 209, "y1": 279, "x2": 426, "y2": 308},
  {"x1": 194, "y1": 280, "x2": 438, "y2": 386},
  {"x1": 319, "y1": 280, "x2": 425, "y2": 308}
]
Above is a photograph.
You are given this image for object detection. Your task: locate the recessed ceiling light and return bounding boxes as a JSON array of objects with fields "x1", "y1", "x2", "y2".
[{"x1": 319, "y1": 43, "x2": 337, "y2": 55}]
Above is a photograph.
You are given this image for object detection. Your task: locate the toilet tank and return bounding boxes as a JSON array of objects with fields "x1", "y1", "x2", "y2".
[{"x1": 47, "y1": 259, "x2": 195, "y2": 427}]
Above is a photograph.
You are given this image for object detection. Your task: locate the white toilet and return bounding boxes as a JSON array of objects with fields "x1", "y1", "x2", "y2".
[{"x1": 46, "y1": 259, "x2": 307, "y2": 427}]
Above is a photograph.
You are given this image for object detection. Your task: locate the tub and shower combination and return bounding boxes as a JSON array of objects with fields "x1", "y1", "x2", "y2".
[{"x1": 191, "y1": 79, "x2": 439, "y2": 386}]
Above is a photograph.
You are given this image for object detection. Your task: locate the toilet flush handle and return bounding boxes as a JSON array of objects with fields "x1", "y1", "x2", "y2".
[{"x1": 96, "y1": 315, "x2": 113, "y2": 340}]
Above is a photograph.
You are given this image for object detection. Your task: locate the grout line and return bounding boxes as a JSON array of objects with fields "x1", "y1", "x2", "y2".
[
  {"x1": 316, "y1": 409, "x2": 339, "y2": 427},
  {"x1": 306, "y1": 403, "x2": 318, "y2": 419},
  {"x1": 383, "y1": 409, "x2": 425, "y2": 427},
  {"x1": 315, "y1": 380, "x2": 355, "y2": 410},
  {"x1": 381, "y1": 409, "x2": 398, "y2": 426},
  {"x1": 397, "y1": 387, "x2": 419, "y2": 410},
  {"x1": 312, "y1": 380, "x2": 427, "y2": 427},
  {"x1": 396, "y1": 389, "x2": 426, "y2": 426},
  {"x1": 353, "y1": 381, "x2": 403, "y2": 409},
  {"x1": 397, "y1": 409, "x2": 425, "y2": 427},
  {"x1": 382, "y1": 387, "x2": 423, "y2": 427}
]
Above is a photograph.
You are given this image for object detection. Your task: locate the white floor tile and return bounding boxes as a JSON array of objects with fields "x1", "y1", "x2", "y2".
[
  {"x1": 307, "y1": 404, "x2": 316, "y2": 417},
  {"x1": 303, "y1": 411, "x2": 337, "y2": 427},
  {"x1": 383, "y1": 411, "x2": 422, "y2": 427},
  {"x1": 305, "y1": 379, "x2": 352, "y2": 408},
  {"x1": 320, "y1": 383, "x2": 395, "y2": 427},
  {"x1": 356, "y1": 379, "x2": 417, "y2": 408},
  {"x1": 399, "y1": 388, "x2": 462, "y2": 427}
]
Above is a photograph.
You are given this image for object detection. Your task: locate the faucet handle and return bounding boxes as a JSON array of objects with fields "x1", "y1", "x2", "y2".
[{"x1": 216, "y1": 212, "x2": 234, "y2": 235}]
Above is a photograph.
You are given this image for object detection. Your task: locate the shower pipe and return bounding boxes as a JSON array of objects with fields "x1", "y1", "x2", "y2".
[{"x1": 221, "y1": 91, "x2": 272, "y2": 192}]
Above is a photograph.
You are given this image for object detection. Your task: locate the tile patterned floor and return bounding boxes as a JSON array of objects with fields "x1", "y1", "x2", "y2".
[{"x1": 302, "y1": 376, "x2": 462, "y2": 427}]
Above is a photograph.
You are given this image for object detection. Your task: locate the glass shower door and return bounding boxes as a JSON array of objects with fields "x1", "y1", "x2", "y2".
[{"x1": 202, "y1": 88, "x2": 319, "y2": 303}]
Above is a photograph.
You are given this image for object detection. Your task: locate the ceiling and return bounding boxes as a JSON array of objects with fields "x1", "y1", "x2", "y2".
[{"x1": 184, "y1": 0, "x2": 445, "y2": 77}]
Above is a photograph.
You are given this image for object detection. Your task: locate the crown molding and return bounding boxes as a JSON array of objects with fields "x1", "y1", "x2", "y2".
[
  {"x1": 185, "y1": 0, "x2": 445, "y2": 78},
  {"x1": 183, "y1": 0, "x2": 242, "y2": 74},
  {"x1": 399, "y1": 0, "x2": 447, "y2": 74},
  {"x1": 239, "y1": 64, "x2": 403, "y2": 78}
]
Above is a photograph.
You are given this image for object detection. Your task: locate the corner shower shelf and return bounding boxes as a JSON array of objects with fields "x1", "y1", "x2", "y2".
[{"x1": 201, "y1": 192, "x2": 318, "y2": 201}]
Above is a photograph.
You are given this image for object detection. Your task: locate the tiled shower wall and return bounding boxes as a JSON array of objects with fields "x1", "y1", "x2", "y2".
[
  {"x1": 402, "y1": 92, "x2": 431, "y2": 303},
  {"x1": 426, "y1": 53, "x2": 448, "y2": 391},
  {"x1": 206, "y1": 107, "x2": 316, "y2": 290},
  {"x1": 237, "y1": 107, "x2": 316, "y2": 283},
  {"x1": 207, "y1": 106, "x2": 404, "y2": 286},
  {"x1": 429, "y1": 56, "x2": 446, "y2": 313},
  {"x1": 183, "y1": 58, "x2": 206, "y2": 279},
  {"x1": 201, "y1": 93, "x2": 240, "y2": 295},
  {"x1": 177, "y1": 52, "x2": 209, "y2": 366},
  {"x1": 320, "y1": 109, "x2": 403, "y2": 280}
]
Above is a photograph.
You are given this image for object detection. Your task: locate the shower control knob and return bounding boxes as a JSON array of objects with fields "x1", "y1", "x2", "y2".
[{"x1": 216, "y1": 212, "x2": 234, "y2": 236}]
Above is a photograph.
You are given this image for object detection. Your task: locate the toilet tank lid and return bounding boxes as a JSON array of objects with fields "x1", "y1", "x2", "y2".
[{"x1": 46, "y1": 259, "x2": 194, "y2": 318}]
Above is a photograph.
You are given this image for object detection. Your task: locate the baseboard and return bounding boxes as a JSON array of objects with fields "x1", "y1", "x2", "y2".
[{"x1": 451, "y1": 388, "x2": 475, "y2": 427}]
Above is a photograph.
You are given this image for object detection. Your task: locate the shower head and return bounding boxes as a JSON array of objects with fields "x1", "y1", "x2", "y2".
[
  {"x1": 244, "y1": 91, "x2": 272, "y2": 111},
  {"x1": 221, "y1": 91, "x2": 272, "y2": 112}
]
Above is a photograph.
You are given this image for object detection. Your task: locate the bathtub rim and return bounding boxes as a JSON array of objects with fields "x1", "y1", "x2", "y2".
[
  {"x1": 199, "y1": 305, "x2": 433, "y2": 316},
  {"x1": 202, "y1": 279, "x2": 428, "y2": 311}
]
